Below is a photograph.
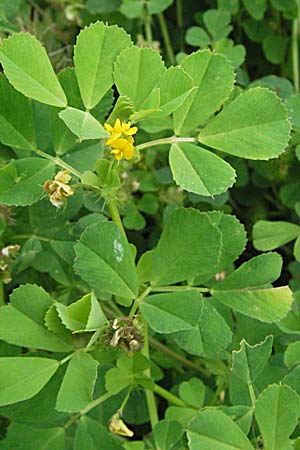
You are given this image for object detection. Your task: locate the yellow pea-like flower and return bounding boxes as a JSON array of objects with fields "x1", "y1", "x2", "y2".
[{"x1": 104, "y1": 118, "x2": 138, "y2": 161}]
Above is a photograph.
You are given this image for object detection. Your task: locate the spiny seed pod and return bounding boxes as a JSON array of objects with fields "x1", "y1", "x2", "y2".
[{"x1": 104, "y1": 316, "x2": 144, "y2": 355}]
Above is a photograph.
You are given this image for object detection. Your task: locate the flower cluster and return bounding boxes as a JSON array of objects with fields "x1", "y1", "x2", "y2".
[
  {"x1": 44, "y1": 170, "x2": 74, "y2": 208},
  {"x1": 104, "y1": 119, "x2": 138, "y2": 161}
]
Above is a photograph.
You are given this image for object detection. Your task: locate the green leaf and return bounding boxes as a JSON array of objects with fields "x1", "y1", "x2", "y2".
[
  {"x1": 255, "y1": 384, "x2": 300, "y2": 450},
  {"x1": 242, "y1": 0, "x2": 267, "y2": 20},
  {"x1": 150, "y1": 208, "x2": 221, "y2": 286},
  {"x1": 186, "y1": 27, "x2": 211, "y2": 47},
  {"x1": 0, "y1": 33, "x2": 67, "y2": 107},
  {"x1": 285, "y1": 94, "x2": 300, "y2": 134},
  {"x1": 0, "y1": 423, "x2": 65, "y2": 450},
  {"x1": 74, "y1": 21, "x2": 131, "y2": 109},
  {"x1": 0, "y1": 158, "x2": 54, "y2": 206},
  {"x1": 120, "y1": 0, "x2": 143, "y2": 18},
  {"x1": 179, "y1": 378, "x2": 205, "y2": 409},
  {"x1": 213, "y1": 252, "x2": 282, "y2": 290},
  {"x1": 140, "y1": 291, "x2": 204, "y2": 334},
  {"x1": 187, "y1": 409, "x2": 254, "y2": 449},
  {"x1": 284, "y1": 342, "x2": 300, "y2": 368},
  {"x1": 56, "y1": 352, "x2": 98, "y2": 412},
  {"x1": 199, "y1": 88, "x2": 291, "y2": 159},
  {"x1": 74, "y1": 416, "x2": 124, "y2": 450},
  {"x1": 55, "y1": 292, "x2": 107, "y2": 333},
  {"x1": 169, "y1": 142, "x2": 236, "y2": 196},
  {"x1": 0, "y1": 74, "x2": 36, "y2": 150},
  {"x1": 212, "y1": 286, "x2": 293, "y2": 323},
  {"x1": 174, "y1": 49, "x2": 234, "y2": 134},
  {"x1": 0, "y1": 357, "x2": 59, "y2": 406},
  {"x1": 0, "y1": 284, "x2": 73, "y2": 352},
  {"x1": 87, "y1": 0, "x2": 121, "y2": 13},
  {"x1": 153, "y1": 420, "x2": 183, "y2": 450},
  {"x1": 253, "y1": 220, "x2": 300, "y2": 250},
  {"x1": 114, "y1": 46, "x2": 165, "y2": 112},
  {"x1": 263, "y1": 34, "x2": 288, "y2": 64},
  {"x1": 154, "y1": 66, "x2": 193, "y2": 118},
  {"x1": 231, "y1": 336, "x2": 273, "y2": 405},
  {"x1": 59, "y1": 108, "x2": 108, "y2": 141},
  {"x1": 201, "y1": 211, "x2": 247, "y2": 279},
  {"x1": 51, "y1": 68, "x2": 82, "y2": 156},
  {"x1": 148, "y1": 0, "x2": 173, "y2": 14},
  {"x1": 173, "y1": 296, "x2": 232, "y2": 358},
  {"x1": 203, "y1": 9, "x2": 232, "y2": 41},
  {"x1": 74, "y1": 221, "x2": 138, "y2": 299}
]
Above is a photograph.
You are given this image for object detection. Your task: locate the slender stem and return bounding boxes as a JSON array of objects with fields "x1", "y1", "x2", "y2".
[
  {"x1": 129, "y1": 286, "x2": 152, "y2": 319},
  {"x1": 142, "y1": 322, "x2": 159, "y2": 430},
  {"x1": 85, "y1": 329, "x2": 101, "y2": 351},
  {"x1": 153, "y1": 383, "x2": 190, "y2": 408},
  {"x1": 176, "y1": 0, "x2": 183, "y2": 28},
  {"x1": 144, "y1": 11, "x2": 153, "y2": 47},
  {"x1": 108, "y1": 199, "x2": 126, "y2": 237},
  {"x1": 157, "y1": 12, "x2": 175, "y2": 65},
  {"x1": 59, "y1": 350, "x2": 78, "y2": 366},
  {"x1": 249, "y1": 383, "x2": 256, "y2": 408},
  {"x1": 149, "y1": 337, "x2": 210, "y2": 378},
  {"x1": 64, "y1": 392, "x2": 112, "y2": 430},
  {"x1": 293, "y1": 0, "x2": 300, "y2": 92},
  {"x1": 151, "y1": 285, "x2": 210, "y2": 293},
  {"x1": 136, "y1": 136, "x2": 197, "y2": 152},
  {"x1": 0, "y1": 280, "x2": 4, "y2": 306},
  {"x1": 80, "y1": 391, "x2": 112, "y2": 416},
  {"x1": 34, "y1": 148, "x2": 82, "y2": 178}
]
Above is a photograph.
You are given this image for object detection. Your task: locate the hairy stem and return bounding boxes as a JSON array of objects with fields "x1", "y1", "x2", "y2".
[
  {"x1": 157, "y1": 12, "x2": 175, "y2": 65},
  {"x1": 129, "y1": 286, "x2": 152, "y2": 319},
  {"x1": 149, "y1": 337, "x2": 210, "y2": 378},
  {"x1": 293, "y1": 0, "x2": 300, "y2": 92},
  {"x1": 64, "y1": 392, "x2": 112, "y2": 430},
  {"x1": 144, "y1": 11, "x2": 153, "y2": 47},
  {"x1": 153, "y1": 383, "x2": 190, "y2": 407},
  {"x1": 34, "y1": 148, "x2": 82, "y2": 178},
  {"x1": 136, "y1": 136, "x2": 197, "y2": 151},
  {"x1": 108, "y1": 199, "x2": 126, "y2": 237},
  {"x1": 142, "y1": 322, "x2": 159, "y2": 430},
  {"x1": 151, "y1": 285, "x2": 210, "y2": 293}
]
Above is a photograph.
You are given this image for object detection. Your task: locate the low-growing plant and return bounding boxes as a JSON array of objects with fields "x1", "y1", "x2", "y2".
[{"x1": 0, "y1": 18, "x2": 300, "y2": 450}]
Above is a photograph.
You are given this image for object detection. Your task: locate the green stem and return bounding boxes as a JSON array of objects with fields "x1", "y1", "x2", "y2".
[
  {"x1": 0, "y1": 280, "x2": 4, "y2": 306},
  {"x1": 142, "y1": 322, "x2": 159, "y2": 430},
  {"x1": 144, "y1": 11, "x2": 153, "y2": 47},
  {"x1": 153, "y1": 383, "x2": 190, "y2": 408},
  {"x1": 176, "y1": 0, "x2": 183, "y2": 29},
  {"x1": 34, "y1": 149, "x2": 82, "y2": 178},
  {"x1": 249, "y1": 383, "x2": 256, "y2": 408},
  {"x1": 64, "y1": 392, "x2": 112, "y2": 430},
  {"x1": 136, "y1": 136, "x2": 197, "y2": 152},
  {"x1": 108, "y1": 199, "x2": 126, "y2": 238},
  {"x1": 157, "y1": 12, "x2": 175, "y2": 65},
  {"x1": 129, "y1": 286, "x2": 152, "y2": 319},
  {"x1": 292, "y1": 0, "x2": 300, "y2": 92},
  {"x1": 149, "y1": 337, "x2": 210, "y2": 378},
  {"x1": 151, "y1": 285, "x2": 210, "y2": 293}
]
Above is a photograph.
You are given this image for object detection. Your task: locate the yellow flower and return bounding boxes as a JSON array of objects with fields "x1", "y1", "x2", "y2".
[
  {"x1": 44, "y1": 170, "x2": 74, "y2": 208},
  {"x1": 104, "y1": 118, "x2": 138, "y2": 161}
]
